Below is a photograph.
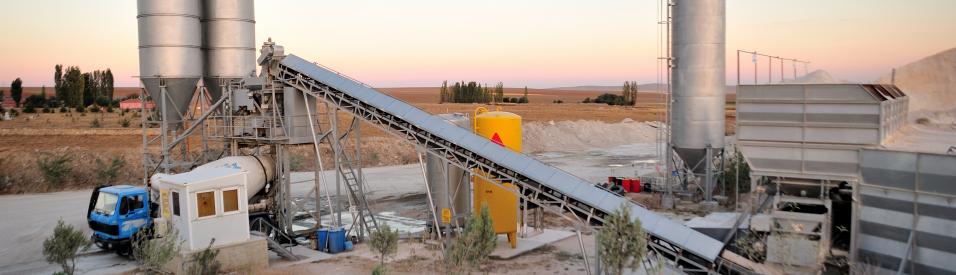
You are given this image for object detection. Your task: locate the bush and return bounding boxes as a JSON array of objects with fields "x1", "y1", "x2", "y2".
[
  {"x1": 90, "y1": 118, "x2": 101, "y2": 128},
  {"x1": 447, "y1": 204, "x2": 496, "y2": 271},
  {"x1": 186, "y1": 239, "x2": 221, "y2": 275},
  {"x1": 120, "y1": 117, "x2": 131, "y2": 128},
  {"x1": 59, "y1": 106, "x2": 68, "y2": 113},
  {"x1": 9, "y1": 109, "x2": 18, "y2": 117},
  {"x1": 75, "y1": 106, "x2": 85, "y2": 113},
  {"x1": 502, "y1": 97, "x2": 511, "y2": 103},
  {"x1": 43, "y1": 219, "x2": 92, "y2": 275},
  {"x1": 553, "y1": 99, "x2": 564, "y2": 104},
  {"x1": 133, "y1": 224, "x2": 181, "y2": 274},
  {"x1": 88, "y1": 106, "x2": 100, "y2": 113},
  {"x1": 370, "y1": 224, "x2": 399, "y2": 273},
  {"x1": 94, "y1": 156, "x2": 126, "y2": 184},
  {"x1": 23, "y1": 106, "x2": 37, "y2": 113},
  {"x1": 38, "y1": 153, "x2": 72, "y2": 185},
  {"x1": 583, "y1": 97, "x2": 591, "y2": 103},
  {"x1": 598, "y1": 203, "x2": 646, "y2": 275},
  {"x1": 518, "y1": 96, "x2": 528, "y2": 104},
  {"x1": 94, "y1": 96, "x2": 111, "y2": 108},
  {"x1": 105, "y1": 106, "x2": 114, "y2": 113},
  {"x1": 43, "y1": 107, "x2": 53, "y2": 113}
]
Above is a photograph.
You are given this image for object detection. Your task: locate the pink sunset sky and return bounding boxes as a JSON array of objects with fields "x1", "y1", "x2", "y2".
[{"x1": 0, "y1": 0, "x2": 954, "y2": 88}]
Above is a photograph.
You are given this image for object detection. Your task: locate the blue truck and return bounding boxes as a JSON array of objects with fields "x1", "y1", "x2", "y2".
[{"x1": 86, "y1": 185, "x2": 154, "y2": 256}]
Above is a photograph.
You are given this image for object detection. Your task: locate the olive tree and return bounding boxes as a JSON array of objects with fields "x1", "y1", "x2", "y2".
[
  {"x1": 369, "y1": 224, "x2": 398, "y2": 274},
  {"x1": 598, "y1": 203, "x2": 647, "y2": 275},
  {"x1": 43, "y1": 219, "x2": 92, "y2": 275}
]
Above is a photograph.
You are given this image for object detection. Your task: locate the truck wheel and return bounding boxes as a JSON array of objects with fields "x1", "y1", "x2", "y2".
[
  {"x1": 114, "y1": 244, "x2": 131, "y2": 257},
  {"x1": 95, "y1": 241, "x2": 109, "y2": 250}
]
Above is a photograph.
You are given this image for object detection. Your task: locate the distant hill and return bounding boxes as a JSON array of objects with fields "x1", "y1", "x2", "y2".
[
  {"x1": 876, "y1": 47, "x2": 956, "y2": 113},
  {"x1": 550, "y1": 83, "x2": 736, "y2": 93}
]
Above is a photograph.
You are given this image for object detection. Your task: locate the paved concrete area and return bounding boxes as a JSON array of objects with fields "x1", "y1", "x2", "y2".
[{"x1": 490, "y1": 229, "x2": 575, "y2": 260}]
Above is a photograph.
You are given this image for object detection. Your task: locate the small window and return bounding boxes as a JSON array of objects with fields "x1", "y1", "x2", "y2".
[
  {"x1": 223, "y1": 189, "x2": 239, "y2": 213},
  {"x1": 171, "y1": 191, "x2": 181, "y2": 216},
  {"x1": 196, "y1": 191, "x2": 216, "y2": 218}
]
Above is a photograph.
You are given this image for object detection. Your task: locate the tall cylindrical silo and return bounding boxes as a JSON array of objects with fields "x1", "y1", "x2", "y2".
[
  {"x1": 671, "y1": 0, "x2": 726, "y2": 172},
  {"x1": 137, "y1": 0, "x2": 203, "y2": 127},
  {"x1": 202, "y1": 0, "x2": 256, "y2": 101},
  {"x1": 426, "y1": 113, "x2": 471, "y2": 226}
]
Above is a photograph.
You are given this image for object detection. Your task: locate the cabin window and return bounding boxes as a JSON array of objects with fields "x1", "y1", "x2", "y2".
[
  {"x1": 171, "y1": 191, "x2": 180, "y2": 216},
  {"x1": 223, "y1": 189, "x2": 240, "y2": 213},
  {"x1": 196, "y1": 191, "x2": 216, "y2": 218}
]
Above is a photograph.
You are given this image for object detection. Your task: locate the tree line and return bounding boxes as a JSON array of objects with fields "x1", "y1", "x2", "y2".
[
  {"x1": 583, "y1": 81, "x2": 639, "y2": 106},
  {"x1": 54, "y1": 64, "x2": 115, "y2": 109},
  {"x1": 439, "y1": 81, "x2": 529, "y2": 104}
]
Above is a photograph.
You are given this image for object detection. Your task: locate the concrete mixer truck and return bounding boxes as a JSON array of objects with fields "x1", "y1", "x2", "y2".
[{"x1": 86, "y1": 156, "x2": 275, "y2": 255}]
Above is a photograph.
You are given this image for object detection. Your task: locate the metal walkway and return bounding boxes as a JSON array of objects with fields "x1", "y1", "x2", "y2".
[{"x1": 267, "y1": 53, "x2": 730, "y2": 272}]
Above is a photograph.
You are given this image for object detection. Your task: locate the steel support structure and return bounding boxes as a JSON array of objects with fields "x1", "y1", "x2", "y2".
[{"x1": 269, "y1": 60, "x2": 738, "y2": 273}]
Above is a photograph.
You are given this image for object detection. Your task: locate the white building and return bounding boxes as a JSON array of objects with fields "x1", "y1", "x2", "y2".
[{"x1": 153, "y1": 167, "x2": 251, "y2": 251}]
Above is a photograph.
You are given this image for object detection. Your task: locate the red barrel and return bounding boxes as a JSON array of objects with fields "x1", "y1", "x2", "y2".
[
  {"x1": 621, "y1": 179, "x2": 632, "y2": 193},
  {"x1": 630, "y1": 178, "x2": 642, "y2": 193}
]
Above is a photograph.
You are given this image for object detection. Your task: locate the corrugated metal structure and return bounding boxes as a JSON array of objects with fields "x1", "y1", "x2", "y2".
[
  {"x1": 202, "y1": 0, "x2": 256, "y2": 101},
  {"x1": 137, "y1": 0, "x2": 203, "y2": 126},
  {"x1": 737, "y1": 84, "x2": 908, "y2": 180},
  {"x1": 855, "y1": 149, "x2": 956, "y2": 274}
]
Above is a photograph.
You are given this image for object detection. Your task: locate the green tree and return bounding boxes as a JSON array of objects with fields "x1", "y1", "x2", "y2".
[
  {"x1": 439, "y1": 80, "x2": 448, "y2": 103},
  {"x1": 10, "y1": 78, "x2": 23, "y2": 107},
  {"x1": 63, "y1": 66, "x2": 85, "y2": 108},
  {"x1": 495, "y1": 82, "x2": 504, "y2": 103},
  {"x1": 721, "y1": 149, "x2": 751, "y2": 201},
  {"x1": 447, "y1": 204, "x2": 496, "y2": 271},
  {"x1": 133, "y1": 224, "x2": 181, "y2": 274},
  {"x1": 43, "y1": 219, "x2": 92, "y2": 275},
  {"x1": 103, "y1": 69, "x2": 114, "y2": 100},
  {"x1": 186, "y1": 239, "x2": 221, "y2": 275},
  {"x1": 369, "y1": 224, "x2": 399, "y2": 274},
  {"x1": 94, "y1": 156, "x2": 126, "y2": 184},
  {"x1": 54, "y1": 64, "x2": 64, "y2": 106},
  {"x1": 598, "y1": 203, "x2": 646, "y2": 275}
]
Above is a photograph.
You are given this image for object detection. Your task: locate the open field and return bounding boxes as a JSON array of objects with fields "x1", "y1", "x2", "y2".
[{"x1": 0, "y1": 87, "x2": 736, "y2": 195}]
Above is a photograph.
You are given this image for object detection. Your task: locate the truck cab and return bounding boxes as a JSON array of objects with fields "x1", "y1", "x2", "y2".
[{"x1": 87, "y1": 185, "x2": 152, "y2": 255}]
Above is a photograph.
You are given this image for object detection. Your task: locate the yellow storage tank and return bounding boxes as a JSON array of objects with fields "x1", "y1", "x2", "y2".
[{"x1": 472, "y1": 107, "x2": 520, "y2": 248}]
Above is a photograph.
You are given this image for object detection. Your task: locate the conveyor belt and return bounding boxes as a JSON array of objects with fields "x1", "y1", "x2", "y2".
[{"x1": 269, "y1": 54, "x2": 728, "y2": 272}]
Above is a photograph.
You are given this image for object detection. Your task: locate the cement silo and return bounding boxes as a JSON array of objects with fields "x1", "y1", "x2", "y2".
[
  {"x1": 202, "y1": 0, "x2": 257, "y2": 101},
  {"x1": 426, "y1": 114, "x2": 472, "y2": 226},
  {"x1": 671, "y1": 0, "x2": 726, "y2": 172},
  {"x1": 137, "y1": 0, "x2": 203, "y2": 127}
]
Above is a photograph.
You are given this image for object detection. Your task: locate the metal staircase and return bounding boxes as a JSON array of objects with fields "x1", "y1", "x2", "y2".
[{"x1": 329, "y1": 133, "x2": 378, "y2": 239}]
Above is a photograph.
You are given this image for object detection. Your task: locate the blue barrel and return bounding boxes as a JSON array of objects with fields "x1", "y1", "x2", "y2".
[
  {"x1": 327, "y1": 228, "x2": 346, "y2": 253},
  {"x1": 316, "y1": 228, "x2": 330, "y2": 252},
  {"x1": 344, "y1": 240, "x2": 354, "y2": 251}
]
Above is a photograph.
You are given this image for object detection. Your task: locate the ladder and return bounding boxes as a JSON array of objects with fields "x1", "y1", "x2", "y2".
[{"x1": 329, "y1": 130, "x2": 378, "y2": 239}]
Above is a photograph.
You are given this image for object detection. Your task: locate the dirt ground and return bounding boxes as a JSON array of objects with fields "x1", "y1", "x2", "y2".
[{"x1": 0, "y1": 87, "x2": 735, "y2": 195}]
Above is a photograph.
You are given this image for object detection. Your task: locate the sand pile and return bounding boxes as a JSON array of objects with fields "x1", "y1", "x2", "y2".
[
  {"x1": 522, "y1": 119, "x2": 661, "y2": 153},
  {"x1": 782, "y1": 69, "x2": 843, "y2": 84},
  {"x1": 876, "y1": 47, "x2": 956, "y2": 113}
]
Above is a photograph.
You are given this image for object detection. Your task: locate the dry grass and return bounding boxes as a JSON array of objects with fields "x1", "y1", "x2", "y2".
[{"x1": 0, "y1": 87, "x2": 736, "y2": 194}]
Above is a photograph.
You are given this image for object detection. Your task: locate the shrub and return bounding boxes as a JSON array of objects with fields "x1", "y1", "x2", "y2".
[
  {"x1": 583, "y1": 97, "x2": 591, "y2": 103},
  {"x1": 518, "y1": 96, "x2": 528, "y2": 104},
  {"x1": 23, "y1": 106, "x2": 37, "y2": 113},
  {"x1": 43, "y1": 107, "x2": 53, "y2": 113},
  {"x1": 59, "y1": 106, "x2": 68, "y2": 113},
  {"x1": 9, "y1": 109, "x2": 18, "y2": 117},
  {"x1": 370, "y1": 224, "x2": 399, "y2": 274},
  {"x1": 94, "y1": 156, "x2": 126, "y2": 184},
  {"x1": 553, "y1": 99, "x2": 564, "y2": 104},
  {"x1": 105, "y1": 106, "x2": 114, "y2": 113},
  {"x1": 133, "y1": 224, "x2": 181, "y2": 274},
  {"x1": 447, "y1": 204, "x2": 496, "y2": 271},
  {"x1": 38, "y1": 153, "x2": 72, "y2": 185},
  {"x1": 598, "y1": 203, "x2": 646, "y2": 275},
  {"x1": 88, "y1": 106, "x2": 100, "y2": 113},
  {"x1": 75, "y1": 106, "x2": 85, "y2": 113},
  {"x1": 120, "y1": 117, "x2": 131, "y2": 128},
  {"x1": 186, "y1": 239, "x2": 221, "y2": 275},
  {"x1": 90, "y1": 118, "x2": 101, "y2": 128},
  {"x1": 43, "y1": 219, "x2": 92, "y2": 275},
  {"x1": 94, "y1": 96, "x2": 111, "y2": 108}
]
